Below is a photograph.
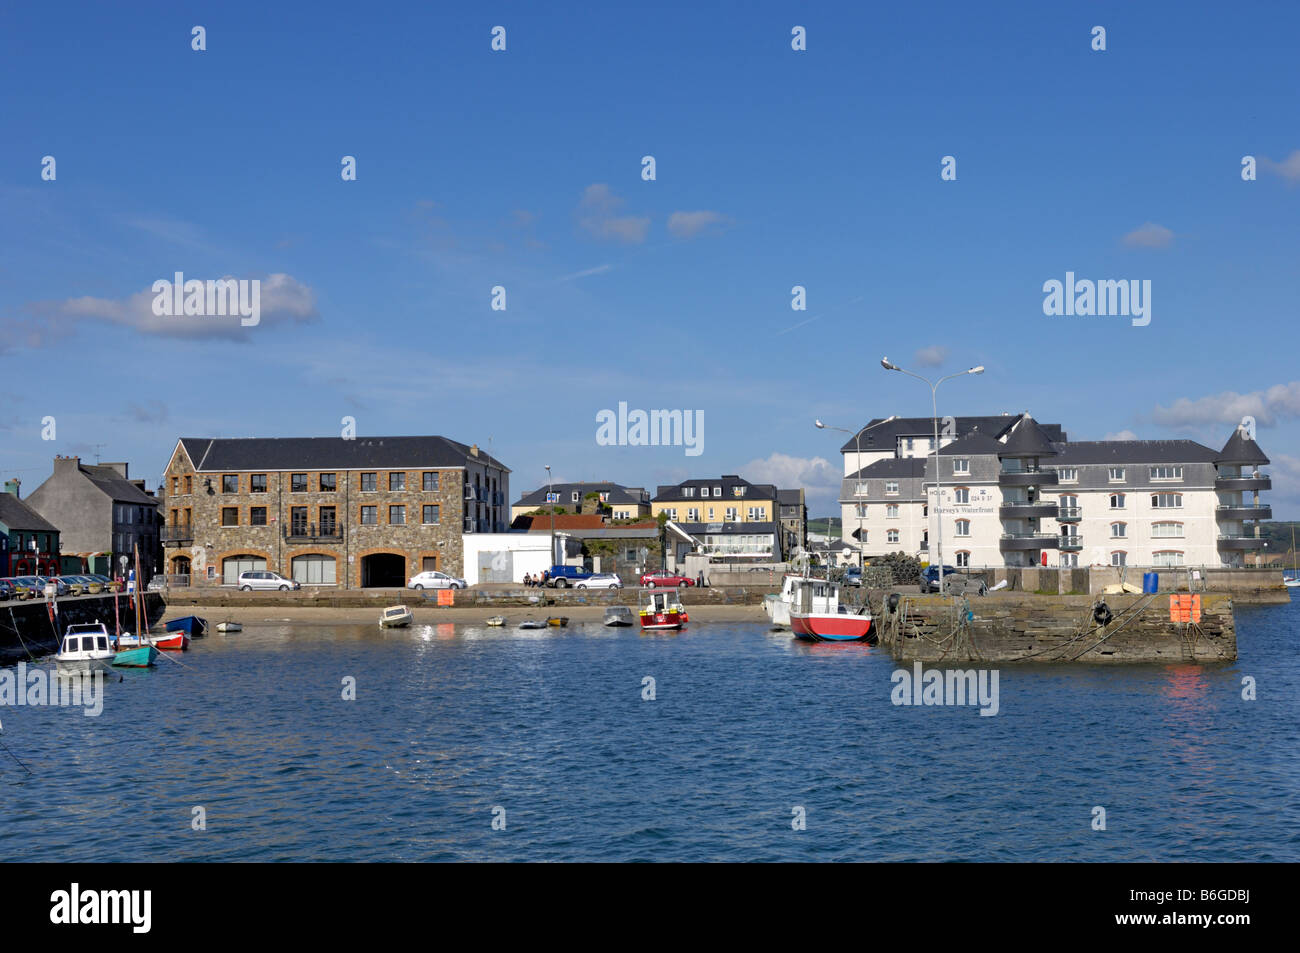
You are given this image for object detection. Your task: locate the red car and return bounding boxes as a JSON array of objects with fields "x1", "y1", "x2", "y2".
[{"x1": 640, "y1": 572, "x2": 695, "y2": 588}]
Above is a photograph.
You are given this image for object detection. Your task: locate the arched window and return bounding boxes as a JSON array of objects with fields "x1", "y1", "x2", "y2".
[
  {"x1": 953, "y1": 487, "x2": 970, "y2": 504},
  {"x1": 1109, "y1": 493, "x2": 1125, "y2": 509},
  {"x1": 1110, "y1": 522, "x2": 1127, "y2": 538},
  {"x1": 1152, "y1": 521, "x2": 1184, "y2": 538},
  {"x1": 1110, "y1": 551, "x2": 1127, "y2": 567},
  {"x1": 955, "y1": 519, "x2": 971, "y2": 537},
  {"x1": 955, "y1": 551, "x2": 970, "y2": 568},
  {"x1": 291, "y1": 554, "x2": 337, "y2": 585},
  {"x1": 1152, "y1": 550, "x2": 1185, "y2": 567},
  {"x1": 222, "y1": 555, "x2": 266, "y2": 586}
]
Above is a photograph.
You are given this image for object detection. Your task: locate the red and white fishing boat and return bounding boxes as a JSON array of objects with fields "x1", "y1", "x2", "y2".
[
  {"x1": 117, "y1": 629, "x2": 190, "y2": 651},
  {"x1": 788, "y1": 579, "x2": 873, "y2": 642},
  {"x1": 639, "y1": 588, "x2": 689, "y2": 631}
]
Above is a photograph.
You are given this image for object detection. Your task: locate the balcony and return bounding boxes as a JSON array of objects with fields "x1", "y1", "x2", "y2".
[
  {"x1": 999, "y1": 533, "x2": 1062, "y2": 552},
  {"x1": 1214, "y1": 475, "x2": 1271, "y2": 492},
  {"x1": 161, "y1": 525, "x2": 194, "y2": 543},
  {"x1": 998, "y1": 467, "x2": 1058, "y2": 488},
  {"x1": 998, "y1": 501, "x2": 1059, "y2": 519},
  {"x1": 1216, "y1": 504, "x2": 1272, "y2": 521},
  {"x1": 1217, "y1": 534, "x2": 1266, "y2": 550},
  {"x1": 283, "y1": 523, "x2": 343, "y2": 543},
  {"x1": 1056, "y1": 505, "x2": 1082, "y2": 522},
  {"x1": 1059, "y1": 535, "x2": 1083, "y2": 551}
]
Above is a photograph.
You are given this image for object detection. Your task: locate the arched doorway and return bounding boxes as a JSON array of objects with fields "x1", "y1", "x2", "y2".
[
  {"x1": 291, "y1": 554, "x2": 337, "y2": 586},
  {"x1": 361, "y1": 552, "x2": 406, "y2": 588},
  {"x1": 222, "y1": 554, "x2": 267, "y2": 586},
  {"x1": 171, "y1": 555, "x2": 192, "y2": 577}
]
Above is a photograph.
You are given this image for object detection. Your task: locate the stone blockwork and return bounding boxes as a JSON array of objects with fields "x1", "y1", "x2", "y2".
[{"x1": 875, "y1": 592, "x2": 1236, "y2": 663}]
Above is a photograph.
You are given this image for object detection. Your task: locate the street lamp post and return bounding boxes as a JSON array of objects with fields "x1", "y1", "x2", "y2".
[
  {"x1": 880, "y1": 357, "x2": 984, "y2": 597},
  {"x1": 544, "y1": 465, "x2": 555, "y2": 568},
  {"x1": 815, "y1": 415, "x2": 899, "y2": 572}
]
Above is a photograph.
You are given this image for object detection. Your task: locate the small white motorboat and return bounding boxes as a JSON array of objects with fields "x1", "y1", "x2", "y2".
[
  {"x1": 56, "y1": 623, "x2": 116, "y2": 674},
  {"x1": 603, "y1": 606, "x2": 635, "y2": 627},
  {"x1": 215, "y1": 621, "x2": 243, "y2": 633},
  {"x1": 379, "y1": 605, "x2": 413, "y2": 628},
  {"x1": 518, "y1": 620, "x2": 545, "y2": 629},
  {"x1": 485, "y1": 616, "x2": 506, "y2": 626}
]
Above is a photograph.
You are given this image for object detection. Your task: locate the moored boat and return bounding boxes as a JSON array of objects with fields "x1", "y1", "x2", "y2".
[
  {"x1": 55, "y1": 623, "x2": 115, "y2": 673},
  {"x1": 112, "y1": 645, "x2": 159, "y2": 668},
  {"x1": 639, "y1": 588, "x2": 688, "y2": 631},
  {"x1": 603, "y1": 606, "x2": 635, "y2": 627},
  {"x1": 518, "y1": 620, "x2": 545, "y2": 629},
  {"x1": 485, "y1": 616, "x2": 506, "y2": 626},
  {"x1": 788, "y1": 579, "x2": 874, "y2": 643},
  {"x1": 215, "y1": 621, "x2": 242, "y2": 632},
  {"x1": 763, "y1": 574, "x2": 817, "y2": 628},
  {"x1": 379, "y1": 605, "x2": 413, "y2": 628},
  {"x1": 166, "y1": 615, "x2": 208, "y2": 638},
  {"x1": 546, "y1": 616, "x2": 568, "y2": 627}
]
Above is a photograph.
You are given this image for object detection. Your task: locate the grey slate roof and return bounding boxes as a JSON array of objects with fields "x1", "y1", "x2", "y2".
[
  {"x1": 842, "y1": 415, "x2": 1066, "y2": 452},
  {"x1": 1050, "y1": 440, "x2": 1218, "y2": 465},
  {"x1": 179, "y1": 436, "x2": 509, "y2": 473},
  {"x1": 81, "y1": 465, "x2": 157, "y2": 505},
  {"x1": 0, "y1": 493, "x2": 60, "y2": 533},
  {"x1": 1215, "y1": 427, "x2": 1270, "y2": 466},
  {"x1": 937, "y1": 432, "x2": 1005, "y2": 456},
  {"x1": 653, "y1": 475, "x2": 778, "y2": 502},
  {"x1": 999, "y1": 415, "x2": 1058, "y2": 457},
  {"x1": 846, "y1": 457, "x2": 927, "y2": 480},
  {"x1": 513, "y1": 481, "x2": 647, "y2": 507},
  {"x1": 777, "y1": 488, "x2": 805, "y2": 505}
]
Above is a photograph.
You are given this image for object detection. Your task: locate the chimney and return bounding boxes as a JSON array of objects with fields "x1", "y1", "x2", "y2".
[
  {"x1": 470, "y1": 444, "x2": 479, "y2": 457},
  {"x1": 3, "y1": 478, "x2": 19, "y2": 498},
  {"x1": 54, "y1": 455, "x2": 81, "y2": 475}
]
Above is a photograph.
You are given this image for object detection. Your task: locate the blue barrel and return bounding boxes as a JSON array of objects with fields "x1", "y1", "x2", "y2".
[{"x1": 1142, "y1": 571, "x2": 1158, "y2": 594}]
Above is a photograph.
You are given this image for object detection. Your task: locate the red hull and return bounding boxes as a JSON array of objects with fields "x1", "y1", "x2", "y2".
[
  {"x1": 789, "y1": 612, "x2": 873, "y2": 641},
  {"x1": 640, "y1": 610, "x2": 688, "y2": 630},
  {"x1": 152, "y1": 633, "x2": 190, "y2": 651}
]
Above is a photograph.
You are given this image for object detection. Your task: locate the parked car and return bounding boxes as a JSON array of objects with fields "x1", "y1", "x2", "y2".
[
  {"x1": 88, "y1": 574, "x2": 123, "y2": 593},
  {"x1": 406, "y1": 570, "x2": 467, "y2": 590},
  {"x1": 69, "y1": 574, "x2": 104, "y2": 594},
  {"x1": 34, "y1": 576, "x2": 69, "y2": 597},
  {"x1": 639, "y1": 571, "x2": 696, "y2": 588},
  {"x1": 237, "y1": 570, "x2": 302, "y2": 592},
  {"x1": 6, "y1": 577, "x2": 41, "y2": 599},
  {"x1": 843, "y1": 567, "x2": 863, "y2": 587},
  {"x1": 577, "y1": 573, "x2": 623, "y2": 590},
  {"x1": 57, "y1": 575, "x2": 86, "y2": 595},
  {"x1": 0, "y1": 579, "x2": 15, "y2": 601},
  {"x1": 919, "y1": 565, "x2": 986, "y2": 595},
  {"x1": 545, "y1": 565, "x2": 594, "y2": 588}
]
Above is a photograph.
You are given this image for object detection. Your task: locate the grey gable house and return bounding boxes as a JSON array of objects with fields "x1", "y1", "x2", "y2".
[
  {"x1": 25, "y1": 457, "x2": 161, "y2": 580},
  {"x1": 159, "y1": 435, "x2": 509, "y2": 588}
]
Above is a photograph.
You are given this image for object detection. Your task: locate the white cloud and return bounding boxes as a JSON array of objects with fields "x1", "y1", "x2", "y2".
[
  {"x1": 1121, "y1": 222, "x2": 1174, "y2": 249},
  {"x1": 914, "y1": 345, "x2": 948, "y2": 368},
  {"x1": 1262, "y1": 150, "x2": 1300, "y2": 184},
  {"x1": 1103, "y1": 429, "x2": 1138, "y2": 441},
  {"x1": 576, "y1": 184, "x2": 649, "y2": 243},
  {"x1": 1152, "y1": 382, "x2": 1300, "y2": 429},
  {"x1": 666, "y1": 210, "x2": 727, "y2": 239}
]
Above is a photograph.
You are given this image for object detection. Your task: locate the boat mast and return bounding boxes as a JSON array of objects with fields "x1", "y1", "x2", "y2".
[{"x1": 133, "y1": 542, "x2": 142, "y2": 642}]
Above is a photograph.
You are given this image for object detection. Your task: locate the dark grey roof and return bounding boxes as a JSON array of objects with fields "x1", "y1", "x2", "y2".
[
  {"x1": 81, "y1": 464, "x2": 157, "y2": 505},
  {"x1": 676, "y1": 521, "x2": 779, "y2": 535},
  {"x1": 939, "y1": 432, "x2": 1005, "y2": 456},
  {"x1": 0, "y1": 494, "x2": 60, "y2": 533},
  {"x1": 1215, "y1": 427, "x2": 1270, "y2": 466},
  {"x1": 513, "y1": 481, "x2": 647, "y2": 507},
  {"x1": 180, "y1": 436, "x2": 508, "y2": 473},
  {"x1": 1050, "y1": 440, "x2": 1218, "y2": 465},
  {"x1": 842, "y1": 415, "x2": 1066, "y2": 452},
  {"x1": 846, "y1": 457, "x2": 927, "y2": 480},
  {"x1": 653, "y1": 475, "x2": 778, "y2": 502},
  {"x1": 999, "y1": 415, "x2": 1058, "y2": 457},
  {"x1": 777, "y1": 488, "x2": 804, "y2": 505},
  {"x1": 811, "y1": 538, "x2": 853, "y2": 552}
]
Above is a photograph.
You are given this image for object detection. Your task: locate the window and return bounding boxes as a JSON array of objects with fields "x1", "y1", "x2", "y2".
[
  {"x1": 747, "y1": 507, "x2": 763, "y2": 520},
  {"x1": 1153, "y1": 550, "x2": 1185, "y2": 567},
  {"x1": 955, "y1": 519, "x2": 971, "y2": 537},
  {"x1": 360, "y1": 506, "x2": 377, "y2": 525},
  {"x1": 390, "y1": 472, "x2": 406, "y2": 492},
  {"x1": 389, "y1": 505, "x2": 406, "y2": 525},
  {"x1": 1149, "y1": 466, "x2": 1183, "y2": 481},
  {"x1": 1111, "y1": 551, "x2": 1127, "y2": 567},
  {"x1": 184, "y1": 475, "x2": 192, "y2": 495},
  {"x1": 667, "y1": 508, "x2": 678, "y2": 519},
  {"x1": 886, "y1": 504, "x2": 899, "y2": 518},
  {"x1": 682, "y1": 486, "x2": 695, "y2": 497},
  {"x1": 291, "y1": 473, "x2": 308, "y2": 493},
  {"x1": 292, "y1": 554, "x2": 336, "y2": 585},
  {"x1": 1108, "y1": 467, "x2": 1125, "y2": 482},
  {"x1": 250, "y1": 474, "x2": 267, "y2": 493},
  {"x1": 250, "y1": 506, "x2": 267, "y2": 526},
  {"x1": 1151, "y1": 493, "x2": 1183, "y2": 509},
  {"x1": 955, "y1": 551, "x2": 970, "y2": 568},
  {"x1": 571, "y1": 491, "x2": 580, "y2": 503},
  {"x1": 854, "y1": 481, "x2": 868, "y2": 496},
  {"x1": 320, "y1": 473, "x2": 336, "y2": 492},
  {"x1": 422, "y1": 472, "x2": 438, "y2": 492},
  {"x1": 221, "y1": 507, "x2": 238, "y2": 526},
  {"x1": 859, "y1": 530, "x2": 868, "y2": 544},
  {"x1": 422, "y1": 505, "x2": 440, "y2": 525},
  {"x1": 885, "y1": 481, "x2": 899, "y2": 495},
  {"x1": 688, "y1": 508, "x2": 700, "y2": 522},
  {"x1": 706, "y1": 508, "x2": 714, "y2": 520},
  {"x1": 725, "y1": 507, "x2": 737, "y2": 521},
  {"x1": 319, "y1": 507, "x2": 336, "y2": 534},
  {"x1": 1152, "y1": 521, "x2": 1184, "y2": 538},
  {"x1": 1110, "y1": 522, "x2": 1127, "y2": 538},
  {"x1": 360, "y1": 473, "x2": 377, "y2": 492},
  {"x1": 222, "y1": 555, "x2": 266, "y2": 586},
  {"x1": 712, "y1": 487, "x2": 722, "y2": 497},
  {"x1": 291, "y1": 506, "x2": 308, "y2": 534},
  {"x1": 905, "y1": 438, "x2": 914, "y2": 451},
  {"x1": 171, "y1": 477, "x2": 179, "y2": 495},
  {"x1": 953, "y1": 458, "x2": 970, "y2": 475},
  {"x1": 855, "y1": 503, "x2": 866, "y2": 519},
  {"x1": 222, "y1": 474, "x2": 238, "y2": 493},
  {"x1": 1109, "y1": 493, "x2": 1126, "y2": 509},
  {"x1": 887, "y1": 529, "x2": 900, "y2": 544},
  {"x1": 953, "y1": 487, "x2": 969, "y2": 504},
  {"x1": 1058, "y1": 468, "x2": 1078, "y2": 483}
]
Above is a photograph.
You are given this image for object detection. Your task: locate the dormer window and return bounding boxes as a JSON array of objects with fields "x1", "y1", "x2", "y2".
[
  {"x1": 713, "y1": 487, "x2": 722, "y2": 497},
  {"x1": 683, "y1": 487, "x2": 695, "y2": 497}
]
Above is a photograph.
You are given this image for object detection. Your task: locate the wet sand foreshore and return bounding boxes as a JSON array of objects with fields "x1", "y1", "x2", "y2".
[{"x1": 163, "y1": 603, "x2": 770, "y2": 626}]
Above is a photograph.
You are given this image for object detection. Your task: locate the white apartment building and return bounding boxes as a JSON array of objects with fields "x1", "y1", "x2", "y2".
[{"x1": 838, "y1": 414, "x2": 1271, "y2": 569}]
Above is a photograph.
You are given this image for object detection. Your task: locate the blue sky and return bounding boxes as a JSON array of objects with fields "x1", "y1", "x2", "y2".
[{"x1": 2, "y1": 1, "x2": 1298, "y2": 517}]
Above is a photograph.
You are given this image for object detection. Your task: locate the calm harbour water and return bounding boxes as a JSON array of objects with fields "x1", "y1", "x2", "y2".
[{"x1": 1, "y1": 599, "x2": 1297, "y2": 862}]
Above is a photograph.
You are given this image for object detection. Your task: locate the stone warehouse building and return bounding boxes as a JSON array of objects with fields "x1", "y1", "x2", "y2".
[{"x1": 160, "y1": 436, "x2": 509, "y2": 588}]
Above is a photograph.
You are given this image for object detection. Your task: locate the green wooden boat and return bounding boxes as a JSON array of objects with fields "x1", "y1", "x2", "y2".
[{"x1": 112, "y1": 645, "x2": 159, "y2": 668}]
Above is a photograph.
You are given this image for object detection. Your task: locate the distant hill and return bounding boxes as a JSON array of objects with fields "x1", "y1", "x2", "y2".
[{"x1": 808, "y1": 517, "x2": 842, "y2": 538}]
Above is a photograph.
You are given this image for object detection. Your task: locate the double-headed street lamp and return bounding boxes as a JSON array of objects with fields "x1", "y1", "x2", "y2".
[
  {"x1": 880, "y1": 357, "x2": 984, "y2": 596},
  {"x1": 544, "y1": 465, "x2": 556, "y2": 567},
  {"x1": 815, "y1": 415, "x2": 898, "y2": 571}
]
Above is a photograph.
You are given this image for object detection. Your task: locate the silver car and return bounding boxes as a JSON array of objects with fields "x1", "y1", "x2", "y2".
[
  {"x1": 407, "y1": 570, "x2": 467, "y2": 590},
  {"x1": 237, "y1": 570, "x2": 301, "y2": 591},
  {"x1": 577, "y1": 573, "x2": 623, "y2": 590}
]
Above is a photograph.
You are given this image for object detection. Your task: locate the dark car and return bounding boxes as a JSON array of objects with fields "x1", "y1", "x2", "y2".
[
  {"x1": 919, "y1": 565, "x2": 958, "y2": 593},
  {"x1": 921, "y1": 565, "x2": 987, "y2": 596},
  {"x1": 0, "y1": 579, "x2": 14, "y2": 601}
]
